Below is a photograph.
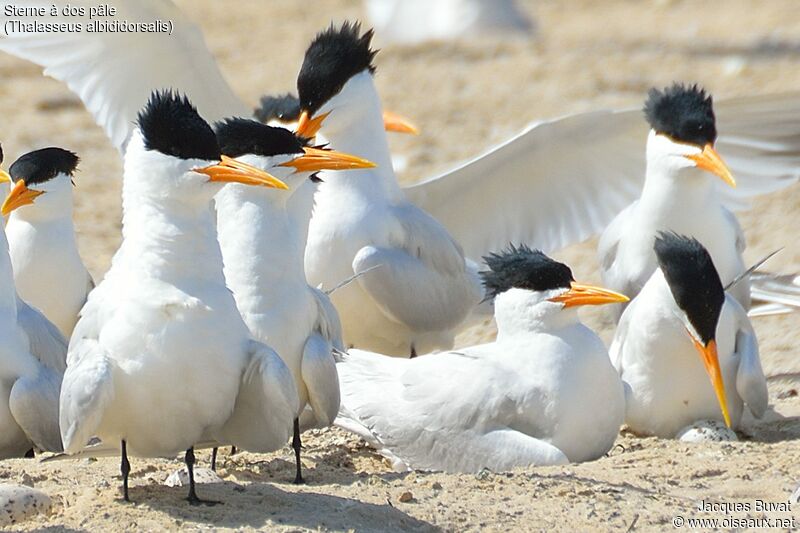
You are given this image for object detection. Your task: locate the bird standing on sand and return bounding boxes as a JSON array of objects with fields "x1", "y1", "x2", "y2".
[
  {"x1": 59, "y1": 91, "x2": 298, "y2": 504},
  {"x1": 611, "y1": 233, "x2": 768, "y2": 437},
  {"x1": 0, "y1": 145, "x2": 67, "y2": 459},
  {"x1": 599, "y1": 85, "x2": 749, "y2": 320},
  {"x1": 296, "y1": 23, "x2": 483, "y2": 357},
  {"x1": 214, "y1": 117, "x2": 374, "y2": 482},
  {"x1": 336, "y1": 245, "x2": 628, "y2": 473},
  {"x1": 1, "y1": 147, "x2": 93, "y2": 338}
]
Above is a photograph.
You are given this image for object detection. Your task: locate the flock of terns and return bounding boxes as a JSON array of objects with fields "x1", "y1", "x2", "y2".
[{"x1": 0, "y1": 0, "x2": 799, "y2": 506}]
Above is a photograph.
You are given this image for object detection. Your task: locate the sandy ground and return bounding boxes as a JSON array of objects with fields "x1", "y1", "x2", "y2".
[{"x1": 1, "y1": 0, "x2": 800, "y2": 530}]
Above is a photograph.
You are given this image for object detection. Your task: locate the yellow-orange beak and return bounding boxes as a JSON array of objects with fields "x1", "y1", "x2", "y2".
[
  {"x1": 279, "y1": 146, "x2": 376, "y2": 173},
  {"x1": 2, "y1": 179, "x2": 44, "y2": 216},
  {"x1": 382, "y1": 110, "x2": 419, "y2": 135},
  {"x1": 195, "y1": 155, "x2": 288, "y2": 190},
  {"x1": 690, "y1": 337, "x2": 732, "y2": 428},
  {"x1": 548, "y1": 282, "x2": 630, "y2": 308},
  {"x1": 0, "y1": 169, "x2": 10, "y2": 184},
  {"x1": 296, "y1": 110, "x2": 330, "y2": 139},
  {"x1": 686, "y1": 144, "x2": 736, "y2": 188}
]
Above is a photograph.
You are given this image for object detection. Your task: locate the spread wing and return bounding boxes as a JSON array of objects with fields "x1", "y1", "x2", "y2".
[
  {"x1": 404, "y1": 93, "x2": 800, "y2": 258},
  {"x1": 0, "y1": 0, "x2": 248, "y2": 151}
]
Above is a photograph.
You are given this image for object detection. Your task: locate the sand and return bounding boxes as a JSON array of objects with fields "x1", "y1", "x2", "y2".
[{"x1": 0, "y1": 0, "x2": 799, "y2": 530}]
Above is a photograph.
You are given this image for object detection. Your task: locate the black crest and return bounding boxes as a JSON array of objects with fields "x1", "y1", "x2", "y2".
[
  {"x1": 654, "y1": 232, "x2": 724, "y2": 345},
  {"x1": 215, "y1": 118, "x2": 304, "y2": 159},
  {"x1": 10, "y1": 147, "x2": 80, "y2": 186},
  {"x1": 297, "y1": 21, "x2": 377, "y2": 115},
  {"x1": 136, "y1": 90, "x2": 220, "y2": 161},
  {"x1": 0, "y1": 143, "x2": 4, "y2": 165},
  {"x1": 480, "y1": 244, "x2": 574, "y2": 300},
  {"x1": 644, "y1": 83, "x2": 716, "y2": 147},
  {"x1": 254, "y1": 93, "x2": 302, "y2": 124}
]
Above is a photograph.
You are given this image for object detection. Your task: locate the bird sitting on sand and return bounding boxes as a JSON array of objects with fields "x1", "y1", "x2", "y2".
[
  {"x1": 611, "y1": 232, "x2": 768, "y2": 438},
  {"x1": 335, "y1": 245, "x2": 628, "y2": 473}
]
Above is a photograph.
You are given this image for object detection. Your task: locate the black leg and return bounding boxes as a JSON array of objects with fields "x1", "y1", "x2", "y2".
[
  {"x1": 185, "y1": 447, "x2": 218, "y2": 506},
  {"x1": 292, "y1": 418, "x2": 304, "y2": 484},
  {"x1": 410, "y1": 345, "x2": 418, "y2": 358},
  {"x1": 210, "y1": 447, "x2": 217, "y2": 471},
  {"x1": 24, "y1": 448, "x2": 35, "y2": 458},
  {"x1": 121, "y1": 440, "x2": 131, "y2": 502},
  {"x1": 230, "y1": 446, "x2": 237, "y2": 456}
]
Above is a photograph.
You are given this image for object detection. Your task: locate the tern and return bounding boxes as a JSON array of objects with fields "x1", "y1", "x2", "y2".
[
  {"x1": 599, "y1": 84, "x2": 749, "y2": 320},
  {"x1": 0, "y1": 145, "x2": 67, "y2": 458},
  {"x1": 336, "y1": 245, "x2": 628, "y2": 472},
  {"x1": 60, "y1": 91, "x2": 298, "y2": 503},
  {"x1": 296, "y1": 23, "x2": 484, "y2": 356},
  {"x1": 5, "y1": 4, "x2": 800, "y2": 337},
  {"x1": 610, "y1": 232, "x2": 768, "y2": 437},
  {"x1": 1, "y1": 147, "x2": 93, "y2": 338},
  {"x1": 214, "y1": 117, "x2": 374, "y2": 482}
]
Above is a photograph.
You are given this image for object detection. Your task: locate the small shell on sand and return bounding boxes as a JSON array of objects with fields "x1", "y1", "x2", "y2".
[
  {"x1": 676, "y1": 420, "x2": 738, "y2": 442},
  {"x1": 164, "y1": 467, "x2": 223, "y2": 487},
  {"x1": 0, "y1": 483, "x2": 52, "y2": 526}
]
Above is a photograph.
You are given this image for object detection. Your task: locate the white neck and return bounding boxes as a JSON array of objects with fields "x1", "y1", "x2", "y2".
[
  {"x1": 216, "y1": 183, "x2": 309, "y2": 313},
  {"x1": 0, "y1": 227, "x2": 19, "y2": 314},
  {"x1": 494, "y1": 288, "x2": 578, "y2": 339},
  {"x1": 317, "y1": 71, "x2": 403, "y2": 201}
]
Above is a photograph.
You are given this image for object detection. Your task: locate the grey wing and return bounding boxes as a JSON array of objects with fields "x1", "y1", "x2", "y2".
[
  {"x1": 9, "y1": 365, "x2": 62, "y2": 452},
  {"x1": 217, "y1": 340, "x2": 299, "y2": 453},
  {"x1": 598, "y1": 202, "x2": 643, "y2": 318},
  {"x1": 300, "y1": 333, "x2": 341, "y2": 429},
  {"x1": 59, "y1": 339, "x2": 115, "y2": 453},
  {"x1": 17, "y1": 298, "x2": 68, "y2": 374},
  {"x1": 311, "y1": 287, "x2": 344, "y2": 351},
  {"x1": 729, "y1": 298, "x2": 768, "y2": 419}
]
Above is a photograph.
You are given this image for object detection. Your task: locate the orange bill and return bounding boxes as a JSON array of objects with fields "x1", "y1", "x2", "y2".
[
  {"x1": 383, "y1": 110, "x2": 419, "y2": 135},
  {"x1": 196, "y1": 155, "x2": 288, "y2": 189},
  {"x1": 548, "y1": 282, "x2": 630, "y2": 308},
  {"x1": 0, "y1": 169, "x2": 10, "y2": 183},
  {"x1": 279, "y1": 147, "x2": 376, "y2": 172},
  {"x1": 2, "y1": 179, "x2": 44, "y2": 216},
  {"x1": 690, "y1": 337, "x2": 732, "y2": 428},
  {"x1": 296, "y1": 110, "x2": 330, "y2": 139},
  {"x1": 686, "y1": 144, "x2": 736, "y2": 188}
]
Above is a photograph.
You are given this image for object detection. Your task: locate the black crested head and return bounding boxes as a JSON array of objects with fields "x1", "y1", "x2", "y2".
[
  {"x1": 0, "y1": 143, "x2": 4, "y2": 165},
  {"x1": 9, "y1": 147, "x2": 79, "y2": 186},
  {"x1": 136, "y1": 89, "x2": 220, "y2": 161},
  {"x1": 654, "y1": 232, "x2": 724, "y2": 345},
  {"x1": 481, "y1": 244, "x2": 574, "y2": 300},
  {"x1": 254, "y1": 93, "x2": 302, "y2": 124},
  {"x1": 644, "y1": 83, "x2": 716, "y2": 147},
  {"x1": 215, "y1": 118, "x2": 304, "y2": 159},
  {"x1": 297, "y1": 21, "x2": 377, "y2": 116}
]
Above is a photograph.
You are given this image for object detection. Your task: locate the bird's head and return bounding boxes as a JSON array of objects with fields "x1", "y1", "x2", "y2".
[
  {"x1": 481, "y1": 244, "x2": 628, "y2": 314},
  {"x1": 654, "y1": 231, "x2": 731, "y2": 428},
  {"x1": 643, "y1": 83, "x2": 734, "y2": 187},
  {"x1": 295, "y1": 21, "x2": 388, "y2": 140},
  {"x1": 1, "y1": 147, "x2": 79, "y2": 219},
  {"x1": 127, "y1": 90, "x2": 288, "y2": 203},
  {"x1": 216, "y1": 117, "x2": 375, "y2": 194}
]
